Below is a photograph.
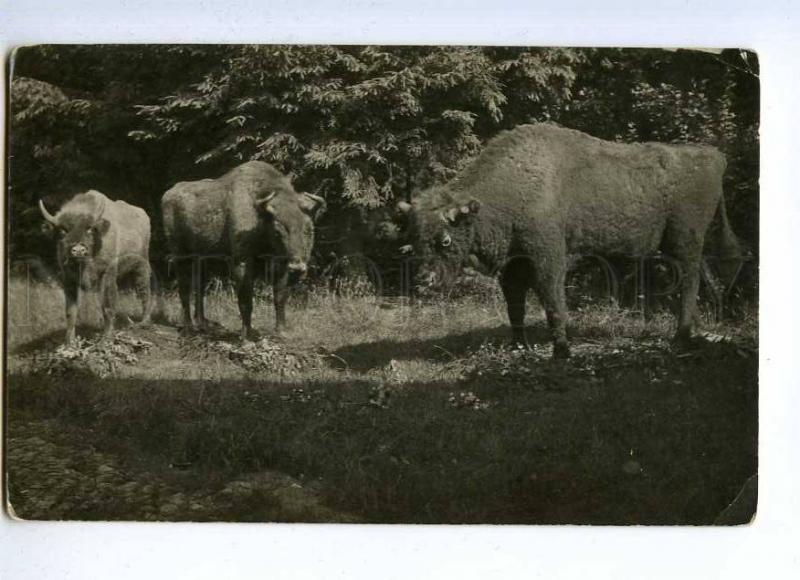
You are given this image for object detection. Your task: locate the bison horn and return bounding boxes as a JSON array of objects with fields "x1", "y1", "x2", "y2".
[
  {"x1": 260, "y1": 191, "x2": 278, "y2": 215},
  {"x1": 300, "y1": 192, "x2": 327, "y2": 220},
  {"x1": 39, "y1": 199, "x2": 58, "y2": 225}
]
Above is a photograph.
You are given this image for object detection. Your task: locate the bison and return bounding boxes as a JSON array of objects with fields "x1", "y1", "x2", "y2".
[
  {"x1": 39, "y1": 190, "x2": 152, "y2": 345},
  {"x1": 161, "y1": 161, "x2": 326, "y2": 340},
  {"x1": 404, "y1": 123, "x2": 743, "y2": 358}
]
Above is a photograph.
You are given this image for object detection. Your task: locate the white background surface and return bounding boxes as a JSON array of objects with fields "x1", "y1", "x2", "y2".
[{"x1": 1, "y1": 1, "x2": 798, "y2": 578}]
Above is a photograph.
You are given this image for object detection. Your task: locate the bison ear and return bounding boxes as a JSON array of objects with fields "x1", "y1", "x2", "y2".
[
  {"x1": 299, "y1": 192, "x2": 326, "y2": 222},
  {"x1": 40, "y1": 221, "x2": 57, "y2": 237},
  {"x1": 445, "y1": 199, "x2": 481, "y2": 223},
  {"x1": 94, "y1": 218, "x2": 111, "y2": 236},
  {"x1": 459, "y1": 199, "x2": 481, "y2": 216}
]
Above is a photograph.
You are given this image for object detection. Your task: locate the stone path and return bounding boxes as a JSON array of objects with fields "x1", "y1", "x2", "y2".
[{"x1": 6, "y1": 419, "x2": 358, "y2": 523}]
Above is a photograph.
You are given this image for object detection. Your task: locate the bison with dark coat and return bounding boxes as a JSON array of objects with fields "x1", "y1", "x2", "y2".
[
  {"x1": 161, "y1": 161, "x2": 326, "y2": 340},
  {"x1": 405, "y1": 123, "x2": 742, "y2": 358},
  {"x1": 39, "y1": 190, "x2": 152, "y2": 345}
]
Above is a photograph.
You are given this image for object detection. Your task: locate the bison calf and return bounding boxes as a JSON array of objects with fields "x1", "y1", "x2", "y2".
[{"x1": 39, "y1": 190, "x2": 152, "y2": 345}]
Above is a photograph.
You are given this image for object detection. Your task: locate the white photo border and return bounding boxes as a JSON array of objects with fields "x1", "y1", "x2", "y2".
[{"x1": 2, "y1": 1, "x2": 798, "y2": 579}]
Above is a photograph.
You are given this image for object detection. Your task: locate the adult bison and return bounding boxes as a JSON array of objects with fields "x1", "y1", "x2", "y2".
[
  {"x1": 404, "y1": 123, "x2": 742, "y2": 358},
  {"x1": 39, "y1": 190, "x2": 152, "y2": 345},
  {"x1": 161, "y1": 161, "x2": 326, "y2": 340}
]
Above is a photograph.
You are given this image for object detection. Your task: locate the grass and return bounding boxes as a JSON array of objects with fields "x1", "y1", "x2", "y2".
[{"x1": 4, "y1": 277, "x2": 758, "y2": 524}]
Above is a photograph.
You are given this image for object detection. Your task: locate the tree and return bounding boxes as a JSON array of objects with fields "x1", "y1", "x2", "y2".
[{"x1": 132, "y1": 46, "x2": 584, "y2": 202}]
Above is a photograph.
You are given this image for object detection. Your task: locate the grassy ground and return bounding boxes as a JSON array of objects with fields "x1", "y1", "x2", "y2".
[{"x1": 4, "y1": 278, "x2": 758, "y2": 524}]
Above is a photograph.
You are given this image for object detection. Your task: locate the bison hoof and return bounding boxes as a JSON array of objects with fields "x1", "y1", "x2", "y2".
[
  {"x1": 510, "y1": 340, "x2": 531, "y2": 351},
  {"x1": 178, "y1": 325, "x2": 198, "y2": 337},
  {"x1": 672, "y1": 332, "x2": 705, "y2": 351},
  {"x1": 553, "y1": 342, "x2": 571, "y2": 359},
  {"x1": 241, "y1": 328, "x2": 261, "y2": 343}
]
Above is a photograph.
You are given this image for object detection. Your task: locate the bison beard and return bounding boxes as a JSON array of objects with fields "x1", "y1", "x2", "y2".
[{"x1": 406, "y1": 123, "x2": 744, "y2": 358}]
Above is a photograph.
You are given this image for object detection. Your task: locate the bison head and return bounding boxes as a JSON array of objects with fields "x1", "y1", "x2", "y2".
[
  {"x1": 258, "y1": 190, "x2": 326, "y2": 280},
  {"x1": 39, "y1": 194, "x2": 110, "y2": 268},
  {"x1": 399, "y1": 195, "x2": 482, "y2": 292}
]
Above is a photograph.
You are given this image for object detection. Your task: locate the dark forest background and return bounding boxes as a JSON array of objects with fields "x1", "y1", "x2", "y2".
[{"x1": 7, "y1": 45, "x2": 759, "y2": 294}]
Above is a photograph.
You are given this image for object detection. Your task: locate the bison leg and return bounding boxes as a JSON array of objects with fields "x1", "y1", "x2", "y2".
[
  {"x1": 273, "y1": 268, "x2": 291, "y2": 334},
  {"x1": 64, "y1": 281, "x2": 79, "y2": 346},
  {"x1": 176, "y1": 260, "x2": 194, "y2": 332},
  {"x1": 133, "y1": 260, "x2": 153, "y2": 326},
  {"x1": 100, "y1": 271, "x2": 119, "y2": 340},
  {"x1": 674, "y1": 255, "x2": 703, "y2": 344},
  {"x1": 532, "y1": 255, "x2": 570, "y2": 359},
  {"x1": 500, "y1": 273, "x2": 530, "y2": 349},
  {"x1": 662, "y1": 227, "x2": 705, "y2": 345},
  {"x1": 193, "y1": 261, "x2": 208, "y2": 329},
  {"x1": 233, "y1": 259, "x2": 256, "y2": 341}
]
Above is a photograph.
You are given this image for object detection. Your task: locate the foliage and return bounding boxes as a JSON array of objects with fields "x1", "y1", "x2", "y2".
[
  {"x1": 8, "y1": 45, "x2": 758, "y2": 296},
  {"x1": 130, "y1": 45, "x2": 584, "y2": 205}
]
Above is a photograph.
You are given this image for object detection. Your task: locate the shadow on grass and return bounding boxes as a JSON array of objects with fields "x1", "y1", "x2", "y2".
[
  {"x1": 9, "y1": 326, "x2": 101, "y2": 355},
  {"x1": 331, "y1": 323, "x2": 554, "y2": 371},
  {"x1": 6, "y1": 338, "x2": 758, "y2": 524},
  {"x1": 10, "y1": 316, "x2": 176, "y2": 355}
]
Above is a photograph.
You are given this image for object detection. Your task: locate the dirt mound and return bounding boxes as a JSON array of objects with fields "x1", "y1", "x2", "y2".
[
  {"x1": 458, "y1": 333, "x2": 757, "y2": 392},
  {"x1": 25, "y1": 333, "x2": 154, "y2": 378},
  {"x1": 458, "y1": 341, "x2": 602, "y2": 392},
  {"x1": 181, "y1": 336, "x2": 324, "y2": 376}
]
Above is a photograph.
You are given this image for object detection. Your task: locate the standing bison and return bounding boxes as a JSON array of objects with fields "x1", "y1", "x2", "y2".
[
  {"x1": 405, "y1": 123, "x2": 742, "y2": 358},
  {"x1": 39, "y1": 190, "x2": 152, "y2": 345},
  {"x1": 161, "y1": 161, "x2": 326, "y2": 340}
]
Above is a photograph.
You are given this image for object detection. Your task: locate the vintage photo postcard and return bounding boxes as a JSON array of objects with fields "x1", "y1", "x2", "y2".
[{"x1": 4, "y1": 45, "x2": 758, "y2": 524}]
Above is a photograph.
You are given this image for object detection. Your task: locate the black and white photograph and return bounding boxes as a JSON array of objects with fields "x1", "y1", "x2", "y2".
[{"x1": 3, "y1": 44, "x2": 760, "y2": 526}]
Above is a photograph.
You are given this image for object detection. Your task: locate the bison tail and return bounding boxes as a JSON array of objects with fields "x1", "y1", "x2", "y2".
[
  {"x1": 714, "y1": 196, "x2": 743, "y2": 260},
  {"x1": 706, "y1": 194, "x2": 746, "y2": 292}
]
